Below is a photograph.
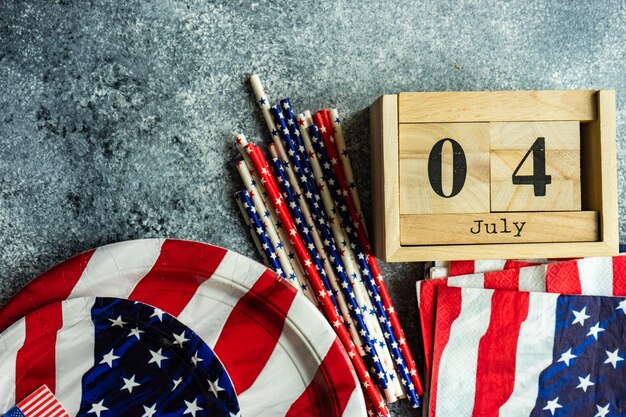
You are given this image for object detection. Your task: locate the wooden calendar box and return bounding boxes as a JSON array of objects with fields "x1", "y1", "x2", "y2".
[{"x1": 370, "y1": 90, "x2": 618, "y2": 262}]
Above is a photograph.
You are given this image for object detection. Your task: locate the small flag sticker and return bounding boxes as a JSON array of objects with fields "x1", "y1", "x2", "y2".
[{"x1": 3, "y1": 385, "x2": 68, "y2": 417}]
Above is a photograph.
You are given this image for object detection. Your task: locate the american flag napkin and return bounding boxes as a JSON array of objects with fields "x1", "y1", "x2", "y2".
[{"x1": 3, "y1": 385, "x2": 68, "y2": 417}]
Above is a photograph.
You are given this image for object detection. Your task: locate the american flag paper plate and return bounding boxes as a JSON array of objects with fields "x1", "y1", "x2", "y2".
[
  {"x1": 0, "y1": 239, "x2": 365, "y2": 417},
  {"x1": 0, "y1": 297, "x2": 240, "y2": 417}
]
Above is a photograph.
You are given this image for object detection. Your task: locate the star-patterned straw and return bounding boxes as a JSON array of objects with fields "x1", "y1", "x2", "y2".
[
  {"x1": 235, "y1": 192, "x2": 270, "y2": 267},
  {"x1": 312, "y1": 110, "x2": 424, "y2": 400},
  {"x1": 297, "y1": 111, "x2": 404, "y2": 400},
  {"x1": 329, "y1": 108, "x2": 366, "y2": 230},
  {"x1": 245, "y1": 142, "x2": 389, "y2": 417},
  {"x1": 234, "y1": 134, "x2": 308, "y2": 289},
  {"x1": 268, "y1": 154, "x2": 394, "y2": 397},
  {"x1": 278, "y1": 101, "x2": 402, "y2": 399},
  {"x1": 236, "y1": 190, "x2": 285, "y2": 277},
  {"x1": 236, "y1": 161, "x2": 316, "y2": 304}
]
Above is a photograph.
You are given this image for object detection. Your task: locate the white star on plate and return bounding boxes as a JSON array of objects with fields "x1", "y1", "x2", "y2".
[
  {"x1": 605, "y1": 349, "x2": 624, "y2": 368},
  {"x1": 88, "y1": 400, "x2": 108, "y2": 417},
  {"x1": 183, "y1": 399, "x2": 203, "y2": 417},
  {"x1": 151, "y1": 308, "x2": 165, "y2": 321},
  {"x1": 191, "y1": 351, "x2": 203, "y2": 367},
  {"x1": 99, "y1": 349, "x2": 120, "y2": 368},
  {"x1": 577, "y1": 374, "x2": 595, "y2": 392},
  {"x1": 572, "y1": 306, "x2": 590, "y2": 326},
  {"x1": 542, "y1": 397, "x2": 562, "y2": 416},
  {"x1": 172, "y1": 377, "x2": 183, "y2": 391},
  {"x1": 172, "y1": 331, "x2": 189, "y2": 347},
  {"x1": 617, "y1": 299, "x2": 626, "y2": 313},
  {"x1": 587, "y1": 322, "x2": 605, "y2": 340},
  {"x1": 208, "y1": 378, "x2": 225, "y2": 397},
  {"x1": 148, "y1": 348, "x2": 168, "y2": 368},
  {"x1": 141, "y1": 403, "x2": 157, "y2": 417},
  {"x1": 595, "y1": 403, "x2": 610, "y2": 417},
  {"x1": 121, "y1": 375, "x2": 141, "y2": 393},
  {"x1": 557, "y1": 348, "x2": 577, "y2": 366},
  {"x1": 128, "y1": 327, "x2": 144, "y2": 340},
  {"x1": 108, "y1": 316, "x2": 127, "y2": 328},
  {"x1": 229, "y1": 412, "x2": 241, "y2": 417}
]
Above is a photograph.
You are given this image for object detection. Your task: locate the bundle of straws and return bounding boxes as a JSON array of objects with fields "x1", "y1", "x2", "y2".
[{"x1": 233, "y1": 75, "x2": 423, "y2": 416}]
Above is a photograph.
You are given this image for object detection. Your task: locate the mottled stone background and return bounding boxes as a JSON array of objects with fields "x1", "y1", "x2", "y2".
[{"x1": 1, "y1": 0, "x2": 624, "y2": 414}]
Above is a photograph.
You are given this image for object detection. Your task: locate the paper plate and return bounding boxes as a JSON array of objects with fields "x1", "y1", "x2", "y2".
[
  {"x1": 0, "y1": 239, "x2": 365, "y2": 417},
  {"x1": 0, "y1": 297, "x2": 240, "y2": 417}
]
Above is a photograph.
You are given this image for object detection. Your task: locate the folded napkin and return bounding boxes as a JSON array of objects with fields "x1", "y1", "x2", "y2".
[
  {"x1": 3, "y1": 385, "x2": 68, "y2": 417},
  {"x1": 430, "y1": 286, "x2": 626, "y2": 417},
  {"x1": 417, "y1": 256, "x2": 626, "y2": 378}
]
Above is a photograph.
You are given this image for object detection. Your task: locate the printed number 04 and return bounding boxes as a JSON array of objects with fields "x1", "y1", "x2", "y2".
[{"x1": 427, "y1": 137, "x2": 552, "y2": 198}]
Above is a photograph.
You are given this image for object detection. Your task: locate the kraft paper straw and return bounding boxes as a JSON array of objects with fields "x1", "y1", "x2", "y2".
[
  {"x1": 315, "y1": 110, "x2": 424, "y2": 396},
  {"x1": 269, "y1": 155, "x2": 393, "y2": 398},
  {"x1": 235, "y1": 134, "x2": 307, "y2": 287},
  {"x1": 236, "y1": 160, "x2": 317, "y2": 304},
  {"x1": 245, "y1": 143, "x2": 389, "y2": 417},
  {"x1": 298, "y1": 111, "x2": 403, "y2": 400},
  {"x1": 329, "y1": 108, "x2": 366, "y2": 229},
  {"x1": 310, "y1": 116, "x2": 422, "y2": 405},
  {"x1": 235, "y1": 193, "x2": 270, "y2": 267},
  {"x1": 236, "y1": 190, "x2": 285, "y2": 277}
]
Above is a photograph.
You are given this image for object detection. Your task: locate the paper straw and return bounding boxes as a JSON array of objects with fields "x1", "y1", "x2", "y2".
[
  {"x1": 235, "y1": 193, "x2": 270, "y2": 267},
  {"x1": 282, "y1": 104, "x2": 402, "y2": 396},
  {"x1": 309, "y1": 116, "x2": 421, "y2": 406},
  {"x1": 236, "y1": 190, "x2": 286, "y2": 275},
  {"x1": 297, "y1": 111, "x2": 403, "y2": 400},
  {"x1": 246, "y1": 143, "x2": 389, "y2": 416},
  {"x1": 313, "y1": 110, "x2": 424, "y2": 396},
  {"x1": 329, "y1": 108, "x2": 367, "y2": 230},
  {"x1": 235, "y1": 134, "x2": 308, "y2": 288},
  {"x1": 236, "y1": 160, "x2": 317, "y2": 305}
]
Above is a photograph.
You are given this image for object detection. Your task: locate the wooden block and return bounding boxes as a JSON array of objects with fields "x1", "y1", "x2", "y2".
[
  {"x1": 400, "y1": 211, "x2": 598, "y2": 245},
  {"x1": 398, "y1": 91, "x2": 597, "y2": 123},
  {"x1": 490, "y1": 121, "x2": 581, "y2": 212},
  {"x1": 399, "y1": 123, "x2": 490, "y2": 214}
]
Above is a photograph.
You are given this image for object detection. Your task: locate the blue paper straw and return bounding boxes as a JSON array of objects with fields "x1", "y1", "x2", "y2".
[
  {"x1": 308, "y1": 122, "x2": 421, "y2": 407},
  {"x1": 236, "y1": 190, "x2": 286, "y2": 279},
  {"x1": 269, "y1": 155, "x2": 390, "y2": 392},
  {"x1": 235, "y1": 193, "x2": 270, "y2": 267}
]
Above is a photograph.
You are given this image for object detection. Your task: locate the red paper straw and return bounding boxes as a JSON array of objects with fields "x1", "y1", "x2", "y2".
[
  {"x1": 246, "y1": 143, "x2": 389, "y2": 417},
  {"x1": 313, "y1": 109, "x2": 424, "y2": 396}
]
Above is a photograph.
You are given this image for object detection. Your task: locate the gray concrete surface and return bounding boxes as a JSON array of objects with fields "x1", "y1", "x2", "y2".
[{"x1": 1, "y1": 1, "x2": 625, "y2": 415}]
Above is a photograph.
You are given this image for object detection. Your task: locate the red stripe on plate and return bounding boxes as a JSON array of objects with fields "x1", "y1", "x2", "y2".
[
  {"x1": 0, "y1": 250, "x2": 95, "y2": 332},
  {"x1": 546, "y1": 261, "x2": 582, "y2": 294},
  {"x1": 15, "y1": 305, "x2": 63, "y2": 401},
  {"x1": 213, "y1": 269, "x2": 297, "y2": 394},
  {"x1": 471, "y1": 291, "x2": 529, "y2": 417},
  {"x1": 483, "y1": 269, "x2": 520, "y2": 291},
  {"x1": 613, "y1": 256, "x2": 626, "y2": 295},
  {"x1": 285, "y1": 338, "x2": 357, "y2": 417},
  {"x1": 128, "y1": 240, "x2": 227, "y2": 316},
  {"x1": 429, "y1": 286, "x2": 462, "y2": 417}
]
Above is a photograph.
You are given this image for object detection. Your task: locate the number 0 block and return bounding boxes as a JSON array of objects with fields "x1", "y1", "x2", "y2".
[
  {"x1": 399, "y1": 123, "x2": 490, "y2": 214},
  {"x1": 490, "y1": 121, "x2": 581, "y2": 212}
]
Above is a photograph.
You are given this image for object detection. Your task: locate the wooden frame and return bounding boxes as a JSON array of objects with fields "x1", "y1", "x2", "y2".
[{"x1": 370, "y1": 90, "x2": 618, "y2": 262}]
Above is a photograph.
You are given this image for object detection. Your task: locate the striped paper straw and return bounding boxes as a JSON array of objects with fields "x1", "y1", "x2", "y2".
[
  {"x1": 245, "y1": 143, "x2": 389, "y2": 417},
  {"x1": 314, "y1": 109, "x2": 423, "y2": 395},
  {"x1": 329, "y1": 108, "x2": 366, "y2": 229},
  {"x1": 235, "y1": 192, "x2": 270, "y2": 267},
  {"x1": 281, "y1": 104, "x2": 401, "y2": 396},
  {"x1": 309, "y1": 118, "x2": 421, "y2": 407},
  {"x1": 236, "y1": 160, "x2": 317, "y2": 304},
  {"x1": 297, "y1": 111, "x2": 403, "y2": 400},
  {"x1": 235, "y1": 134, "x2": 308, "y2": 288},
  {"x1": 236, "y1": 190, "x2": 285, "y2": 276}
]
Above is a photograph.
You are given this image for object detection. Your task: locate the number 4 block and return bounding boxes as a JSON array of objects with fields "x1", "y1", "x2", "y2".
[{"x1": 490, "y1": 121, "x2": 581, "y2": 212}]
